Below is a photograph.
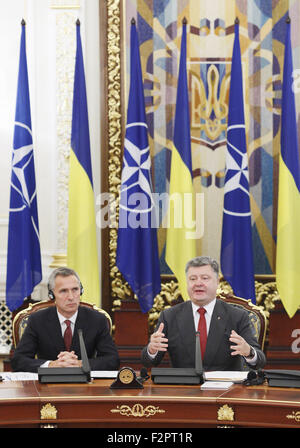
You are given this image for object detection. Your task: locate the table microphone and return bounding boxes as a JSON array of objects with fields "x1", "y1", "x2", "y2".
[
  {"x1": 137, "y1": 367, "x2": 150, "y2": 383},
  {"x1": 78, "y1": 329, "x2": 91, "y2": 380},
  {"x1": 195, "y1": 331, "x2": 205, "y2": 384}
]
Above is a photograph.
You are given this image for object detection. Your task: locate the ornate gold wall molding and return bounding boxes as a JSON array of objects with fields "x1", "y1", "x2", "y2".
[{"x1": 106, "y1": 0, "x2": 132, "y2": 303}]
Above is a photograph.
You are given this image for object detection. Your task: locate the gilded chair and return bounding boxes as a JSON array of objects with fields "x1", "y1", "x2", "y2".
[
  {"x1": 217, "y1": 292, "x2": 267, "y2": 351},
  {"x1": 12, "y1": 300, "x2": 112, "y2": 348}
]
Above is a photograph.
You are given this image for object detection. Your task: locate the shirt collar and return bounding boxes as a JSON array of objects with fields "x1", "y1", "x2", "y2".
[
  {"x1": 57, "y1": 309, "x2": 78, "y2": 325},
  {"x1": 191, "y1": 298, "x2": 216, "y2": 317}
]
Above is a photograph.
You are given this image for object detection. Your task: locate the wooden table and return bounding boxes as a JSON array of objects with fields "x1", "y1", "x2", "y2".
[{"x1": 0, "y1": 379, "x2": 300, "y2": 428}]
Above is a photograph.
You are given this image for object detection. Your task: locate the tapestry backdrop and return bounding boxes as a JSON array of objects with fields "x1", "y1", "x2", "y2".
[{"x1": 123, "y1": 0, "x2": 300, "y2": 275}]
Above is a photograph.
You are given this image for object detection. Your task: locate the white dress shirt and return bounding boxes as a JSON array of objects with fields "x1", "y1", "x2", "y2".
[
  {"x1": 191, "y1": 299, "x2": 216, "y2": 334},
  {"x1": 57, "y1": 310, "x2": 78, "y2": 337}
]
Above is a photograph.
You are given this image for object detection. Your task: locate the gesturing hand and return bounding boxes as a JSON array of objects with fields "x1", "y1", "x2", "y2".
[
  {"x1": 148, "y1": 322, "x2": 168, "y2": 355},
  {"x1": 229, "y1": 330, "x2": 251, "y2": 357}
]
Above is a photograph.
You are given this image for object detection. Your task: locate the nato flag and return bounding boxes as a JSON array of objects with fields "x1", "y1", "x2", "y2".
[
  {"x1": 220, "y1": 21, "x2": 255, "y2": 302},
  {"x1": 116, "y1": 20, "x2": 161, "y2": 313},
  {"x1": 6, "y1": 22, "x2": 42, "y2": 312}
]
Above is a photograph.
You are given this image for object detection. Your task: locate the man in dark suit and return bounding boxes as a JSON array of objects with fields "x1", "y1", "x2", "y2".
[
  {"x1": 11, "y1": 267, "x2": 119, "y2": 373},
  {"x1": 141, "y1": 256, "x2": 266, "y2": 371}
]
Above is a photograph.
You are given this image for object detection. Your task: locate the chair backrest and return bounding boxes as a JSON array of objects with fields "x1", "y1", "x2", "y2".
[
  {"x1": 217, "y1": 292, "x2": 267, "y2": 351},
  {"x1": 12, "y1": 300, "x2": 112, "y2": 348}
]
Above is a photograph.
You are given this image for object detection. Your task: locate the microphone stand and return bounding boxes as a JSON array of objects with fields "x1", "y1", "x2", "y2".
[{"x1": 195, "y1": 331, "x2": 205, "y2": 384}]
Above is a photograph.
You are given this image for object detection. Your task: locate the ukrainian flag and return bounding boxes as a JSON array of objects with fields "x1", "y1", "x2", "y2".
[
  {"x1": 67, "y1": 21, "x2": 100, "y2": 305},
  {"x1": 165, "y1": 21, "x2": 196, "y2": 300},
  {"x1": 276, "y1": 19, "x2": 300, "y2": 318}
]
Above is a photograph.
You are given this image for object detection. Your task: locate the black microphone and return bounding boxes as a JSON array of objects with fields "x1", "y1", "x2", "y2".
[
  {"x1": 137, "y1": 367, "x2": 150, "y2": 383},
  {"x1": 243, "y1": 369, "x2": 265, "y2": 386},
  {"x1": 78, "y1": 329, "x2": 91, "y2": 380},
  {"x1": 195, "y1": 331, "x2": 205, "y2": 383}
]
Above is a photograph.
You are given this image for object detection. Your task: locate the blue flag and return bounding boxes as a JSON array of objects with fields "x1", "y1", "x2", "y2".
[
  {"x1": 6, "y1": 22, "x2": 42, "y2": 312},
  {"x1": 116, "y1": 20, "x2": 161, "y2": 313},
  {"x1": 220, "y1": 21, "x2": 255, "y2": 302}
]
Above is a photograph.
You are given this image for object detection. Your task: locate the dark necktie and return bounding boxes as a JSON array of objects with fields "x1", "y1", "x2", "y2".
[
  {"x1": 197, "y1": 308, "x2": 207, "y2": 359},
  {"x1": 64, "y1": 319, "x2": 72, "y2": 351}
]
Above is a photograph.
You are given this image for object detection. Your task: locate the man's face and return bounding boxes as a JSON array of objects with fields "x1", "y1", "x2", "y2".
[
  {"x1": 186, "y1": 264, "x2": 219, "y2": 306},
  {"x1": 53, "y1": 275, "x2": 81, "y2": 318}
]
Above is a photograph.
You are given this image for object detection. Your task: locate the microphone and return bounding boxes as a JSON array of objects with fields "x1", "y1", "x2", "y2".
[
  {"x1": 243, "y1": 369, "x2": 265, "y2": 386},
  {"x1": 137, "y1": 367, "x2": 150, "y2": 383},
  {"x1": 195, "y1": 331, "x2": 205, "y2": 383},
  {"x1": 78, "y1": 329, "x2": 91, "y2": 380}
]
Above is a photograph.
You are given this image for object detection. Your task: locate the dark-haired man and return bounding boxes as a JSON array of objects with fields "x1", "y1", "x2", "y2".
[{"x1": 141, "y1": 256, "x2": 266, "y2": 371}]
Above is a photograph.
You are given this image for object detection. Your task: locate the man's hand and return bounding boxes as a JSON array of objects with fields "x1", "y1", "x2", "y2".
[
  {"x1": 148, "y1": 322, "x2": 168, "y2": 355},
  {"x1": 49, "y1": 351, "x2": 82, "y2": 368},
  {"x1": 229, "y1": 330, "x2": 251, "y2": 357}
]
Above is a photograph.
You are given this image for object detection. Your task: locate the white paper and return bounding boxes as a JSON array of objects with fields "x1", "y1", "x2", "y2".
[
  {"x1": 201, "y1": 381, "x2": 233, "y2": 389},
  {"x1": 204, "y1": 371, "x2": 248, "y2": 382},
  {"x1": 91, "y1": 371, "x2": 118, "y2": 379},
  {"x1": 1, "y1": 372, "x2": 38, "y2": 381}
]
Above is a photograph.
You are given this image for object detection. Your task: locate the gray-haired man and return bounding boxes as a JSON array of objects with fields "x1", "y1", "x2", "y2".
[{"x1": 12, "y1": 267, "x2": 119, "y2": 372}]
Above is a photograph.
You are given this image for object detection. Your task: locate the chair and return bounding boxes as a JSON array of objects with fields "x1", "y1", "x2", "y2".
[
  {"x1": 217, "y1": 292, "x2": 267, "y2": 351},
  {"x1": 12, "y1": 300, "x2": 112, "y2": 348}
]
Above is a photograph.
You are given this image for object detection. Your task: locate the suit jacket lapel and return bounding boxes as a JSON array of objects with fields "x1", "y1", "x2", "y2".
[
  {"x1": 204, "y1": 299, "x2": 228, "y2": 368},
  {"x1": 176, "y1": 301, "x2": 196, "y2": 363},
  {"x1": 47, "y1": 307, "x2": 65, "y2": 353},
  {"x1": 72, "y1": 306, "x2": 86, "y2": 353}
]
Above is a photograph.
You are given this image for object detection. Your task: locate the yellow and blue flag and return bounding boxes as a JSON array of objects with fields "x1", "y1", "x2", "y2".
[
  {"x1": 276, "y1": 18, "x2": 300, "y2": 318},
  {"x1": 116, "y1": 20, "x2": 161, "y2": 313},
  {"x1": 67, "y1": 21, "x2": 100, "y2": 305},
  {"x1": 220, "y1": 21, "x2": 256, "y2": 302},
  {"x1": 165, "y1": 21, "x2": 197, "y2": 300},
  {"x1": 6, "y1": 21, "x2": 42, "y2": 312}
]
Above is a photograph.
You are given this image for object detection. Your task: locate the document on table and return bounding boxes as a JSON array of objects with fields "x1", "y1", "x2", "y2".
[
  {"x1": 204, "y1": 371, "x2": 248, "y2": 383},
  {"x1": 201, "y1": 381, "x2": 233, "y2": 390},
  {"x1": 91, "y1": 371, "x2": 118, "y2": 379},
  {"x1": 1, "y1": 372, "x2": 38, "y2": 381},
  {"x1": 1, "y1": 371, "x2": 119, "y2": 381}
]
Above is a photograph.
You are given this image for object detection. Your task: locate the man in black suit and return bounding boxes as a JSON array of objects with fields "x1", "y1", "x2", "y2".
[
  {"x1": 11, "y1": 267, "x2": 119, "y2": 373},
  {"x1": 141, "y1": 256, "x2": 266, "y2": 371}
]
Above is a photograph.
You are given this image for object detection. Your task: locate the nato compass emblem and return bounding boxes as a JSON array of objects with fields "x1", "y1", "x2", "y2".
[
  {"x1": 119, "y1": 122, "x2": 155, "y2": 216},
  {"x1": 10, "y1": 121, "x2": 40, "y2": 239},
  {"x1": 223, "y1": 124, "x2": 251, "y2": 217}
]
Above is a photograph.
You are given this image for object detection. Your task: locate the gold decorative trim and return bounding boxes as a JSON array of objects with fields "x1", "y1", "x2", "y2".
[
  {"x1": 217, "y1": 404, "x2": 234, "y2": 421},
  {"x1": 40, "y1": 403, "x2": 58, "y2": 420},
  {"x1": 286, "y1": 411, "x2": 300, "y2": 423},
  {"x1": 49, "y1": 253, "x2": 67, "y2": 268},
  {"x1": 106, "y1": 0, "x2": 131, "y2": 302},
  {"x1": 111, "y1": 404, "x2": 165, "y2": 418}
]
